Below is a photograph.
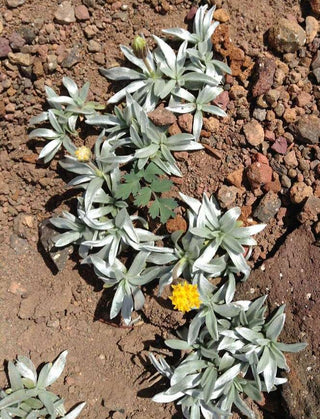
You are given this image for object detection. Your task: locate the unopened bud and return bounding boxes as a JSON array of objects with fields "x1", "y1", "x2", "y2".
[
  {"x1": 75, "y1": 146, "x2": 92, "y2": 162},
  {"x1": 132, "y1": 35, "x2": 148, "y2": 59}
]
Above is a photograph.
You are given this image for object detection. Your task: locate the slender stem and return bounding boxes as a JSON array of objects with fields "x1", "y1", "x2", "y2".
[{"x1": 143, "y1": 57, "x2": 154, "y2": 77}]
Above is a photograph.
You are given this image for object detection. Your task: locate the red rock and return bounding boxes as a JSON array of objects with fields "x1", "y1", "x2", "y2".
[
  {"x1": 148, "y1": 106, "x2": 176, "y2": 126},
  {"x1": 213, "y1": 90, "x2": 229, "y2": 111},
  {"x1": 252, "y1": 57, "x2": 276, "y2": 97},
  {"x1": 264, "y1": 178, "x2": 282, "y2": 193},
  {"x1": 264, "y1": 130, "x2": 275, "y2": 142},
  {"x1": 178, "y1": 113, "x2": 193, "y2": 133},
  {"x1": 311, "y1": 0, "x2": 320, "y2": 15},
  {"x1": 173, "y1": 151, "x2": 188, "y2": 161},
  {"x1": 168, "y1": 122, "x2": 181, "y2": 136},
  {"x1": 226, "y1": 167, "x2": 244, "y2": 188},
  {"x1": 166, "y1": 214, "x2": 187, "y2": 233},
  {"x1": 298, "y1": 196, "x2": 320, "y2": 223},
  {"x1": 246, "y1": 162, "x2": 273, "y2": 189},
  {"x1": 243, "y1": 120, "x2": 264, "y2": 146},
  {"x1": 75, "y1": 5, "x2": 90, "y2": 20},
  {"x1": 295, "y1": 92, "x2": 312, "y2": 107},
  {"x1": 271, "y1": 136, "x2": 287, "y2": 154},
  {"x1": 290, "y1": 181, "x2": 313, "y2": 204},
  {"x1": 253, "y1": 153, "x2": 269, "y2": 165}
]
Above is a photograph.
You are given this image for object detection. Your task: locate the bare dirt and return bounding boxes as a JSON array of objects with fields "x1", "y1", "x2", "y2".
[{"x1": 1, "y1": 0, "x2": 320, "y2": 418}]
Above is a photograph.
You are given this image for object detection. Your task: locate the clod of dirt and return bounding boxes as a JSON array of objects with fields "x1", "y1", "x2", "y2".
[
  {"x1": 226, "y1": 167, "x2": 244, "y2": 188},
  {"x1": 253, "y1": 191, "x2": 281, "y2": 222},
  {"x1": 268, "y1": 18, "x2": 306, "y2": 53},
  {"x1": 166, "y1": 214, "x2": 187, "y2": 233},
  {"x1": 246, "y1": 159, "x2": 273, "y2": 189}
]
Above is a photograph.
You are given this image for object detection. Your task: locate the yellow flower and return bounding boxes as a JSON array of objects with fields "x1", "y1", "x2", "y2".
[
  {"x1": 169, "y1": 281, "x2": 201, "y2": 313},
  {"x1": 74, "y1": 146, "x2": 92, "y2": 162}
]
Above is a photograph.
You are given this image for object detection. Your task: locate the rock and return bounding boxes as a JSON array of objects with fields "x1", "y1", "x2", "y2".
[
  {"x1": 88, "y1": 39, "x2": 101, "y2": 52},
  {"x1": 75, "y1": 4, "x2": 90, "y2": 21},
  {"x1": 8, "y1": 52, "x2": 33, "y2": 66},
  {"x1": 253, "y1": 191, "x2": 281, "y2": 222},
  {"x1": 54, "y1": 1, "x2": 76, "y2": 24},
  {"x1": 264, "y1": 178, "x2": 281, "y2": 193},
  {"x1": 168, "y1": 122, "x2": 181, "y2": 136},
  {"x1": 306, "y1": 16, "x2": 319, "y2": 43},
  {"x1": 243, "y1": 120, "x2": 264, "y2": 146},
  {"x1": 265, "y1": 88, "x2": 280, "y2": 106},
  {"x1": 238, "y1": 225, "x2": 320, "y2": 419},
  {"x1": 271, "y1": 136, "x2": 287, "y2": 154},
  {"x1": 213, "y1": 8, "x2": 230, "y2": 23},
  {"x1": 83, "y1": 0, "x2": 96, "y2": 6},
  {"x1": 281, "y1": 175, "x2": 292, "y2": 188},
  {"x1": 252, "y1": 57, "x2": 276, "y2": 97},
  {"x1": 246, "y1": 161, "x2": 273, "y2": 189},
  {"x1": 313, "y1": 67, "x2": 320, "y2": 83},
  {"x1": 227, "y1": 167, "x2": 244, "y2": 188},
  {"x1": 19, "y1": 26, "x2": 36, "y2": 44},
  {"x1": 148, "y1": 106, "x2": 176, "y2": 127},
  {"x1": 310, "y1": 0, "x2": 320, "y2": 15},
  {"x1": 8, "y1": 32, "x2": 25, "y2": 51},
  {"x1": 295, "y1": 92, "x2": 312, "y2": 107},
  {"x1": 173, "y1": 151, "x2": 188, "y2": 161},
  {"x1": 213, "y1": 90, "x2": 229, "y2": 111},
  {"x1": 166, "y1": 214, "x2": 187, "y2": 233},
  {"x1": 178, "y1": 113, "x2": 193, "y2": 133},
  {"x1": 9, "y1": 234, "x2": 30, "y2": 255},
  {"x1": 298, "y1": 196, "x2": 320, "y2": 223},
  {"x1": 203, "y1": 116, "x2": 219, "y2": 132},
  {"x1": 284, "y1": 150, "x2": 298, "y2": 167},
  {"x1": 6, "y1": 0, "x2": 25, "y2": 7},
  {"x1": 296, "y1": 115, "x2": 320, "y2": 144},
  {"x1": 268, "y1": 18, "x2": 306, "y2": 53},
  {"x1": 0, "y1": 37, "x2": 11, "y2": 58},
  {"x1": 253, "y1": 108, "x2": 267, "y2": 122},
  {"x1": 61, "y1": 45, "x2": 81, "y2": 68},
  {"x1": 283, "y1": 108, "x2": 297, "y2": 123},
  {"x1": 290, "y1": 181, "x2": 313, "y2": 204},
  {"x1": 217, "y1": 185, "x2": 239, "y2": 208},
  {"x1": 39, "y1": 219, "x2": 73, "y2": 272}
]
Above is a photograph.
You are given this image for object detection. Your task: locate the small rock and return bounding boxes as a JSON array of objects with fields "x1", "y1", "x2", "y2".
[
  {"x1": 55, "y1": 1, "x2": 76, "y2": 24},
  {"x1": 281, "y1": 175, "x2": 292, "y2": 188},
  {"x1": 8, "y1": 281, "x2": 27, "y2": 296},
  {"x1": 75, "y1": 4, "x2": 90, "y2": 21},
  {"x1": 173, "y1": 151, "x2": 188, "y2": 161},
  {"x1": 264, "y1": 178, "x2": 281, "y2": 193},
  {"x1": 19, "y1": 26, "x2": 36, "y2": 44},
  {"x1": 253, "y1": 108, "x2": 267, "y2": 122},
  {"x1": 265, "y1": 89, "x2": 280, "y2": 106},
  {"x1": 213, "y1": 90, "x2": 229, "y2": 111},
  {"x1": 6, "y1": 0, "x2": 25, "y2": 7},
  {"x1": 47, "y1": 54, "x2": 58, "y2": 72},
  {"x1": 148, "y1": 106, "x2": 176, "y2": 126},
  {"x1": 203, "y1": 116, "x2": 219, "y2": 132},
  {"x1": 217, "y1": 185, "x2": 239, "y2": 208},
  {"x1": 33, "y1": 57, "x2": 44, "y2": 77},
  {"x1": 268, "y1": 18, "x2": 306, "y2": 53},
  {"x1": 306, "y1": 16, "x2": 319, "y2": 43},
  {"x1": 0, "y1": 37, "x2": 12, "y2": 58},
  {"x1": 83, "y1": 0, "x2": 96, "y2": 6},
  {"x1": 253, "y1": 191, "x2": 281, "y2": 223},
  {"x1": 227, "y1": 167, "x2": 244, "y2": 188},
  {"x1": 61, "y1": 45, "x2": 81, "y2": 68},
  {"x1": 8, "y1": 32, "x2": 25, "y2": 51},
  {"x1": 213, "y1": 8, "x2": 230, "y2": 23},
  {"x1": 290, "y1": 181, "x2": 313, "y2": 204},
  {"x1": 296, "y1": 115, "x2": 320, "y2": 144},
  {"x1": 284, "y1": 150, "x2": 298, "y2": 167},
  {"x1": 313, "y1": 67, "x2": 320, "y2": 83},
  {"x1": 168, "y1": 122, "x2": 181, "y2": 136},
  {"x1": 243, "y1": 120, "x2": 264, "y2": 146},
  {"x1": 298, "y1": 196, "x2": 320, "y2": 223},
  {"x1": 247, "y1": 161, "x2": 273, "y2": 189},
  {"x1": 283, "y1": 108, "x2": 297, "y2": 123},
  {"x1": 252, "y1": 57, "x2": 276, "y2": 97},
  {"x1": 39, "y1": 219, "x2": 73, "y2": 272},
  {"x1": 178, "y1": 113, "x2": 193, "y2": 133},
  {"x1": 166, "y1": 214, "x2": 187, "y2": 233},
  {"x1": 310, "y1": 0, "x2": 320, "y2": 15},
  {"x1": 8, "y1": 52, "x2": 33, "y2": 66},
  {"x1": 10, "y1": 234, "x2": 30, "y2": 254},
  {"x1": 271, "y1": 136, "x2": 287, "y2": 154},
  {"x1": 229, "y1": 85, "x2": 247, "y2": 99},
  {"x1": 88, "y1": 39, "x2": 101, "y2": 52},
  {"x1": 295, "y1": 92, "x2": 312, "y2": 107}
]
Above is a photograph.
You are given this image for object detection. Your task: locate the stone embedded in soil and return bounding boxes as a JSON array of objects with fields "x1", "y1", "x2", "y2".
[
  {"x1": 237, "y1": 225, "x2": 320, "y2": 419},
  {"x1": 39, "y1": 219, "x2": 73, "y2": 272},
  {"x1": 6, "y1": 0, "x2": 25, "y2": 7},
  {"x1": 246, "y1": 160, "x2": 273, "y2": 189},
  {"x1": 290, "y1": 181, "x2": 313, "y2": 204},
  {"x1": 178, "y1": 113, "x2": 193, "y2": 133},
  {"x1": 212, "y1": 90, "x2": 229, "y2": 111},
  {"x1": 243, "y1": 120, "x2": 264, "y2": 146},
  {"x1": 271, "y1": 136, "x2": 287, "y2": 154},
  {"x1": 212, "y1": 8, "x2": 230, "y2": 23},
  {"x1": 8, "y1": 52, "x2": 33, "y2": 67},
  {"x1": 217, "y1": 185, "x2": 239, "y2": 208},
  {"x1": 9, "y1": 234, "x2": 30, "y2": 255},
  {"x1": 295, "y1": 114, "x2": 320, "y2": 144},
  {"x1": 226, "y1": 167, "x2": 243, "y2": 188},
  {"x1": 253, "y1": 191, "x2": 281, "y2": 222},
  {"x1": 306, "y1": 16, "x2": 319, "y2": 44},
  {"x1": 148, "y1": 106, "x2": 176, "y2": 126},
  {"x1": 298, "y1": 196, "x2": 320, "y2": 223},
  {"x1": 75, "y1": 5, "x2": 90, "y2": 21},
  {"x1": 8, "y1": 32, "x2": 25, "y2": 51},
  {"x1": 0, "y1": 37, "x2": 12, "y2": 58},
  {"x1": 61, "y1": 45, "x2": 81, "y2": 68},
  {"x1": 284, "y1": 150, "x2": 298, "y2": 167},
  {"x1": 251, "y1": 57, "x2": 276, "y2": 98},
  {"x1": 54, "y1": 1, "x2": 76, "y2": 24},
  {"x1": 268, "y1": 18, "x2": 306, "y2": 53}
]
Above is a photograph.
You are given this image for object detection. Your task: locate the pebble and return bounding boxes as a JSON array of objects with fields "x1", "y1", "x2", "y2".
[
  {"x1": 178, "y1": 113, "x2": 193, "y2": 133},
  {"x1": 61, "y1": 45, "x2": 81, "y2": 68},
  {"x1": 8, "y1": 32, "x2": 25, "y2": 51},
  {"x1": 203, "y1": 117, "x2": 219, "y2": 132},
  {"x1": 88, "y1": 39, "x2": 101, "y2": 52},
  {"x1": 217, "y1": 185, "x2": 239, "y2": 208},
  {"x1": 8, "y1": 52, "x2": 33, "y2": 66},
  {"x1": 253, "y1": 108, "x2": 267, "y2": 122},
  {"x1": 290, "y1": 181, "x2": 313, "y2": 204},
  {"x1": 268, "y1": 18, "x2": 306, "y2": 53},
  {"x1": 281, "y1": 175, "x2": 292, "y2": 188},
  {"x1": 253, "y1": 191, "x2": 281, "y2": 223},
  {"x1": 227, "y1": 167, "x2": 244, "y2": 188},
  {"x1": 306, "y1": 16, "x2": 319, "y2": 43},
  {"x1": 0, "y1": 21, "x2": 3, "y2": 35},
  {"x1": 10, "y1": 233, "x2": 30, "y2": 254},
  {"x1": 284, "y1": 150, "x2": 298, "y2": 167},
  {"x1": 311, "y1": 0, "x2": 320, "y2": 15},
  {"x1": 295, "y1": 92, "x2": 312, "y2": 107},
  {"x1": 75, "y1": 5, "x2": 90, "y2": 21},
  {"x1": 246, "y1": 161, "x2": 273, "y2": 189},
  {"x1": 271, "y1": 136, "x2": 287, "y2": 154},
  {"x1": 252, "y1": 57, "x2": 276, "y2": 97},
  {"x1": 213, "y1": 9, "x2": 230, "y2": 23},
  {"x1": 298, "y1": 196, "x2": 320, "y2": 223},
  {"x1": 296, "y1": 114, "x2": 320, "y2": 144},
  {"x1": 166, "y1": 214, "x2": 187, "y2": 233},
  {"x1": 243, "y1": 120, "x2": 264, "y2": 146},
  {"x1": 148, "y1": 107, "x2": 176, "y2": 127},
  {"x1": 283, "y1": 108, "x2": 297, "y2": 123},
  {"x1": 0, "y1": 37, "x2": 11, "y2": 58},
  {"x1": 83, "y1": 0, "x2": 96, "y2": 6},
  {"x1": 54, "y1": 1, "x2": 76, "y2": 24},
  {"x1": 213, "y1": 90, "x2": 229, "y2": 111},
  {"x1": 6, "y1": 0, "x2": 25, "y2": 7},
  {"x1": 47, "y1": 54, "x2": 58, "y2": 72}
]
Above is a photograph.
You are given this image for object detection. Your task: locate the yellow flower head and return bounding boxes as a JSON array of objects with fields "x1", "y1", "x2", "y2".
[
  {"x1": 75, "y1": 146, "x2": 92, "y2": 162},
  {"x1": 169, "y1": 281, "x2": 201, "y2": 313}
]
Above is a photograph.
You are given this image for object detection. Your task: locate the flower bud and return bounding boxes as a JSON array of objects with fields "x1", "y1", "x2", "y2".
[
  {"x1": 75, "y1": 146, "x2": 92, "y2": 162},
  {"x1": 132, "y1": 35, "x2": 148, "y2": 59}
]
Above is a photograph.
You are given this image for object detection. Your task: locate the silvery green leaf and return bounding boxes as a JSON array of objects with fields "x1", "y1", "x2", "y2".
[
  {"x1": 63, "y1": 77, "x2": 78, "y2": 98},
  {"x1": 275, "y1": 342, "x2": 307, "y2": 353},
  {"x1": 84, "y1": 177, "x2": 104, "y2": 212},
  {"x1": 122, "y1": 294, "x2": 134, "y2": 325},
  {"x1": 206, "y1": 310, "x2": 218, "y2": 341},
  {"x1": 16, "y1": 357, "x2": 37, "y2": 386},
  {"x1": 29, "y1": 112, "x2": 48, "y2": 125},
  {"x1": 120, "y1": 45, "x2": 147, "y2": 72},
  {"x1": 0, "y1": 389, "x2": 29, "y2": 409},
  {"x1": 221, "y1": 235, "x2": 244, "y2": 255},
  {"x1": 236, "y1": 327, "x2": 263, "y2": 343},
  {"x1": 149, "y1": 354, "x2": 173, "y2": 379},
  {"x1": 165, "y1": 339, "x2": 192, "y2": 351},
  {"x1": 211, "y1": 59, "x2": 232, "y2": 74},
  {"x1": 153, "y1": 36, "x2": 176, "y2": 72},
  {"x1": 219, "y1": 207, "x2": 241, "y2": 232},
  {"x1": 188, "y1": 313, "x2": 205, "y2": 345},
  {"x1": 162, "y1": 28, "x2": 196, "y2": 43},
  {"x1": 214, "y1": 363, "x2": 242, "y2": 391},
  {"x1": 38, "y1": 139, "x2": 62, "y2": 161},
  {"x1": 262, "y1": 350, "x2": 277, "y2": 393},
  {"x1": 8, "y1": 362, "x2": 23, "y2": 391},
  {"x1": 265, "y1": 313, "x2": 285, "y2": 341},
  {"x1": 152, "y1": 390, "x2": 184, "y2": 403},
  {"x1": 45, "y1": 351, "x2": 68, "y2": 387},
  {"x1": 29, "y1": 128, "x2": 59, "y2": 139},
  {"x1": 110, "y1": 283, "x2": 125, "y2": 319},
  {"x1": 63, "y1": 402, "x2": 86, "y2": 418},
  {"x1": 100, "y1": 66, "x2": 144, "y2": 81},
  {"x1": 233, "y1": 393, "x2": 255, "y2": 419},
  {"x1": 38, "y1": 391, "x2": 55, "y2": 417},
  {"x1": 107, "y1": 80, "x2": 147, "y2": 104},
  {"x1": 179, "y1": 192, "x2": 201, "y2": 213},
  {"x1": 166, "y1": 102, "x2": 196, "y2": 114},
  {"x1": 54, "y1": 231, "x2": 81, "y2": 247}
]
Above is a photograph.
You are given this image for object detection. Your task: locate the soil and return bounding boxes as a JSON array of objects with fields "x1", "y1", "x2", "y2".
[{"x1": 0, "y1": 0, "x2": 320, "y2": 418}]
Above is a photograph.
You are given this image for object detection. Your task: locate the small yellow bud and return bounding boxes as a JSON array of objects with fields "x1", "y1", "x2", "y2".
[
  {"x1": 169, "y1": 281, "x2": 201, "y2": 313},
  {"x1": 74, "y1": 146, "x2": 92, "y2": 162},
  {"x1": 132, "y1": 35, "x2": 148, "y2": 59}
]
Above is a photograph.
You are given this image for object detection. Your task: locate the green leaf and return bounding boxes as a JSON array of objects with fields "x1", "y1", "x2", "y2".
[
  {"x1": 149, "y1": 197, "x2": 177, "y2": 223},
  {"x1": 115, "y1": 172, "x2": 141, "y2": 200},
  {"x1": 134, "y1": 187, "x2": 152, "y2": 207},
  {"x1": 150, "y1": 178, "x2": 173, "y2": 193},
  {"x1": 144, "y1": 162, "x2": 164, "y2": 182}
]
